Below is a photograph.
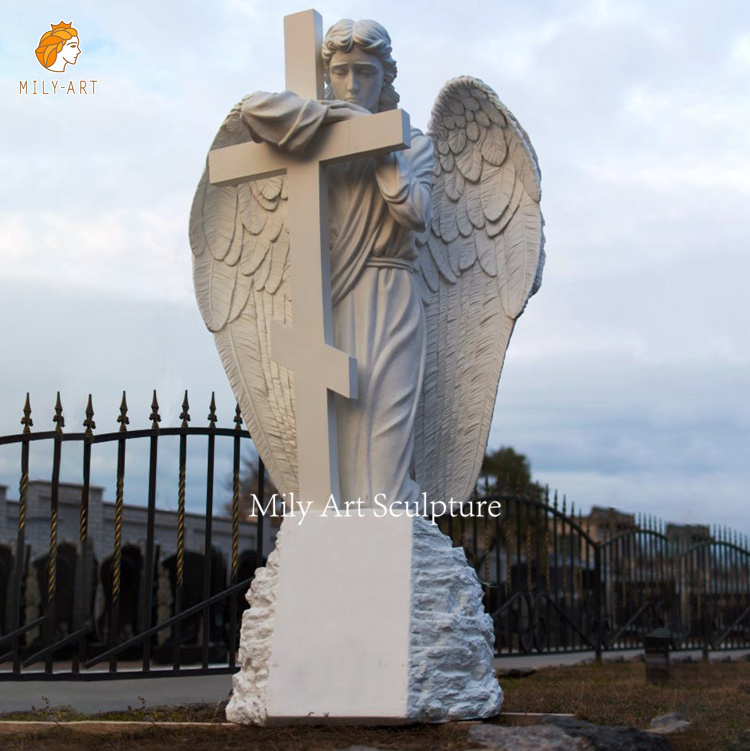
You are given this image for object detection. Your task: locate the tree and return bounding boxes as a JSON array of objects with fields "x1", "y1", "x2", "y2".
[{"x1": 480, "y1": 446, "x2": 543, "y2": 500}]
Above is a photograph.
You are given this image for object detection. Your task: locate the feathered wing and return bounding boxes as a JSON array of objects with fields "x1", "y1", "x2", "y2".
[
  {"x1": 414, "y1": 76, "x2": 545, "y2": 507},
  {"x1": 190, "y1": 99, "x2": 298, "y2": 495}
]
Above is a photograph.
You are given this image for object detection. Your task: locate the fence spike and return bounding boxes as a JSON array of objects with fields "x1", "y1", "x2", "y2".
[
  {"x1": 84, "y1": 394, "x2": 96, "y2": 439},
  {"x1": 21, "y1": 393, "x2": 33, "y2": 433},
  {"x1": 234, "y1": 403, "x2": 243, "y2": 431},
  {"x1": 180, "y1": 390, "x2": 190, "y2": 429},
  {"x1": 117, "y1": 391, "x2": 129, "y2": 432},
  {"x1": 208, "y1": 392, "x2": 218, "y2": 427},
  {"x1": 562, "y1": 495, "x2": 567, "y2": 515},
  {"x1": 553, "y1": 490, "x2": 558, "y2": 511},
  {"x1": 150, "y1": 390, "x2": 161, "y2": 430},
  {"x1": 53, "y1": 391, "x2": 65, "y2": 434}
]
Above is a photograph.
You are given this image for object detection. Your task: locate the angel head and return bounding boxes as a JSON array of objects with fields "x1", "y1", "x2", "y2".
[
  {"x1": 322, "y1": 19, "x2": 399, "y2": 114},
  {"x1": 35, "y1": 21, "x2": 81, "y2": 72}
]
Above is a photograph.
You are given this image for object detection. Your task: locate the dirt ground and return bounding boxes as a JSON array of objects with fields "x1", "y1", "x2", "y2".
[{"x1": 2, "y1": 657, "x2": 750, "y2": 750}]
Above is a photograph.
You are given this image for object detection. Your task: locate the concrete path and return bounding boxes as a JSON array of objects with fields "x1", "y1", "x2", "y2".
[
  {"x1": 0, "y1": 672, "x2": 234, "y2": 715},
  {"x1": 1, "y1": 649, "x2": 748, "y2": 714}
]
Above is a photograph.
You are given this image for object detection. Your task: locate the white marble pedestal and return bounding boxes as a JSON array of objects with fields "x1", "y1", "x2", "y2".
[{"x1": 226, "y1": 511, "x2": 502, "y2": 724}]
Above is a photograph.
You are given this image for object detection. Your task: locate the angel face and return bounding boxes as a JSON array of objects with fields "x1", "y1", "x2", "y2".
[{"x1": 328, "y1": 47, "x2": 384, "y2": 114}]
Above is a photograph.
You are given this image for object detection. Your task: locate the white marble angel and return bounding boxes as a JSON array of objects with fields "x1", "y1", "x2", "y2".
[{"x1": 190, "y1": 18, "x2": 544, "y2": 512}]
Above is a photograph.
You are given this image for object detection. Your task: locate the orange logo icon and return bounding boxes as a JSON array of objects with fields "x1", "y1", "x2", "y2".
[{"x1": 35, "y1": 21, "x2": 81, "y2": 72}]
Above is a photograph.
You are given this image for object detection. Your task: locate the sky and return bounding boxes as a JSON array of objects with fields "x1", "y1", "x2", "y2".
[{"x1": 0, "y1": 0, "x2": 748, "y2": 532}]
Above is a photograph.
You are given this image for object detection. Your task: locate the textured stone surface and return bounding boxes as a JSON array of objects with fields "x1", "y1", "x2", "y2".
[
  {"x1": 472, "y1": 719, "x2": 673, "y2": 751},
  {"x1": 224, "y1": 538, "x2": 282, "y2": 724},
  {"x1": 538, "y1": 717, "x2": 671, "y2": 751},
  {"x1": 407, "y1": 518, "x2": 503, "y2": 721},
  {"x1": 647, "y1": 711, "x2": 691, "y2": 735},
  {"x1": 470, "y1": 724, "x2": 593, "y2": 750}
]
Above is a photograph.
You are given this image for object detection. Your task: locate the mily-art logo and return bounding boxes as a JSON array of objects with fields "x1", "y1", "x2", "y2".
[
  {"x1": 20, "y1": 21, "x2": 97, "y2": 96},
  {"x1": 35, "y1": 21, "x2": 80, "y2": 72}
]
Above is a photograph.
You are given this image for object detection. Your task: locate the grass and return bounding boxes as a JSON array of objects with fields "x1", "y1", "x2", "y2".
[
  {"x1": 500, "y1": 656, "x2": 750, "y2": 751},
  {"x1": 2, "y1": 657, "x2": 750, "y2": 750}
]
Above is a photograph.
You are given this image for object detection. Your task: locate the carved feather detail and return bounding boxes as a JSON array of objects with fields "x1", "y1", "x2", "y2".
[
  {"x1": 191, "y1": 78, "x2": 544, "y2": 513},
  {"x1": 414, "y1": 75, "x2": 545, "y2": 507},
  {"x1": 189, "y1": 101, "x2": 298, "y2": 496}
]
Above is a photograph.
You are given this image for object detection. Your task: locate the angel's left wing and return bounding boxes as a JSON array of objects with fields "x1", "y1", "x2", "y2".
[{"x1": 413, "y1": 76, "x2": 545, "y2": 508}]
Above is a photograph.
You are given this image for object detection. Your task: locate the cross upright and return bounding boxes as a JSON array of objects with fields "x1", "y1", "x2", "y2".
[{"x1": 208, "y1": 10, "x2": 411, "y2": 511}]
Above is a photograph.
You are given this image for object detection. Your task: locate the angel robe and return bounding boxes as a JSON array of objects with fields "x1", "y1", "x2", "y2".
[{"x1": 241, "y1": 92, "x2": 434, "y2": 508}]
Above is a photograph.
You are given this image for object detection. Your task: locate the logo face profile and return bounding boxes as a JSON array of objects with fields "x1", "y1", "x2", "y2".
[{"x1": 35, "y1": 21, "x2": 81, "y2": 72}]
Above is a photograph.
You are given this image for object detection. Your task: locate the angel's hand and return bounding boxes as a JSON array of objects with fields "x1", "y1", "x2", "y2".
[{"x1": 322, "y1": 100, "x2": 371, "y2": 123}]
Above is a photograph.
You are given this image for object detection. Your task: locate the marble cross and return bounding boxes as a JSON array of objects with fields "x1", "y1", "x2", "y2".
[{"x1": 208, "y1": 10, "x2": 411, "y2": 510}]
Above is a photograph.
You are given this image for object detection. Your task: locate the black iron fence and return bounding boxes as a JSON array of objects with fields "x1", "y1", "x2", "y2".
[
  {"x1": 0, "y1": 391, "x2": 266, "y2": 680},
  {"x1": 447, "y1": 494, "x2": 750, "y2": 659},
  {"x1": 0, "y1": 393, "x2": 749, "y2": 680}
]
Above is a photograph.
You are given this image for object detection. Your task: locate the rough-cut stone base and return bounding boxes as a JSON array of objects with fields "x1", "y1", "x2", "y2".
[
  {"x1": 408, "y1": 517, "x2": 503, "y2": 720},
  {"x1": 225, "y1": 546, "x2": 281, "y2": 724},
  {"x1": 226, "y1": 512, "x2": 502, "y2": 724}
]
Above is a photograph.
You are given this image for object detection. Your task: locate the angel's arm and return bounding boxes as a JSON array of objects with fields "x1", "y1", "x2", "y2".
[
  {"x1": 240, "y1": 91, "x2": 328, "y2": 154},
  {"x1": 240, "y1": 92, "x2": 369, "y2": 155},
  {"x1": 374, "y1": 129, "x2": 434, "y2": 231}
]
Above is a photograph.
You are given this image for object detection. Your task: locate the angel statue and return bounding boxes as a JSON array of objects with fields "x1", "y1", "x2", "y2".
[{"x1": 190, "y1": 18, "x2": 544, "y2": 515}]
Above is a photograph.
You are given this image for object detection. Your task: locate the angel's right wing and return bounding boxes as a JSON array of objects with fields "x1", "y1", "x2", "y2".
[{"x1": 190, "y1": 100, "x2": 298, "y2": 495}]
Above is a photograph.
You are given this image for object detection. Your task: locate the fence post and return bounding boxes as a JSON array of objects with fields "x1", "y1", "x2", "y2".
[{"x1": 594, "y1": 544, "x2": 603, "y2": 663}]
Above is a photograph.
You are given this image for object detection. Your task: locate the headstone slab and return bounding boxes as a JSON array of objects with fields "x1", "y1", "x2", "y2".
[{"x1": 226, "y1": 511, "x2": 502, "y2": 724}]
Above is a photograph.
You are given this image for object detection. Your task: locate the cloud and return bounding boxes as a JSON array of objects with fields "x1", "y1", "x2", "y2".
[{"x1": 1, "y1": 0, "x2": 748, "y2": 535}]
